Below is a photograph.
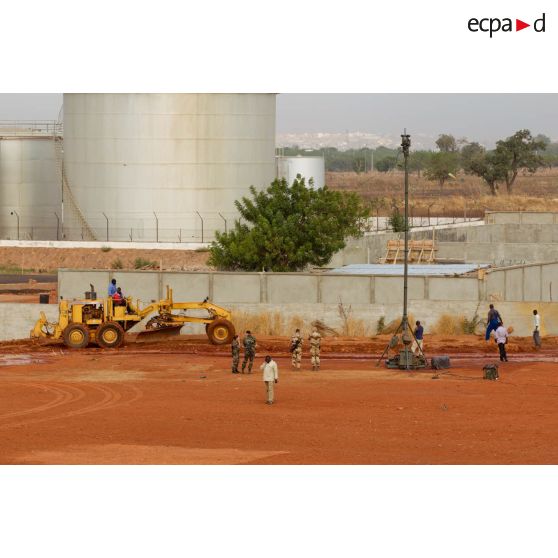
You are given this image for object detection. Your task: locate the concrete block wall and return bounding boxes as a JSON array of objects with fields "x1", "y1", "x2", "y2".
[
  {"x1": 486, "y1": 211, "x2": 558, "y2": 225},
  {"x1": 3, "y1": 300, "x2": 552, "y2": 341},
  {"x1": 0, "y1": 303, "x2": 59, "y2": 342},
  {"x1": 332, "y1": 222, "x2": 558, "y2": 266},
  {"x1": 6, "y1": 262, "x2": 558, "y2": 340}
]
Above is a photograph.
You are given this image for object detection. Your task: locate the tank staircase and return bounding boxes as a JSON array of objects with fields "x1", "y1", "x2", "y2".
[{"x1": 53, "y1": 134, "x2": 97, "y2": 241}]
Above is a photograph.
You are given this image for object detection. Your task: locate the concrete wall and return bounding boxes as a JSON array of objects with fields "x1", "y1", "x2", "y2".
[
  {"x1": 332, "y1": 222, "x2": 558, "y2": 266},
  {"x1": 0, "y1": 303, "x2": 59, "y2": 341},
  {"x1": 58, "y1": 265, "x2": 558, "y2": 307},
  {"x1": 486, "y1": 212, "x2": 558, "y2": 225},
  {"x1": 6, "y1": 261, "x2": 558, "y2": 340},
  {"x1": 4, "y1": 299, "x2": 555, "y2": 341}
]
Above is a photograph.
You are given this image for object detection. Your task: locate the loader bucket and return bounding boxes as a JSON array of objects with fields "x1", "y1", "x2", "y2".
[{"x1": 135, "y1": 324, "x2": 183, "y2": 343}]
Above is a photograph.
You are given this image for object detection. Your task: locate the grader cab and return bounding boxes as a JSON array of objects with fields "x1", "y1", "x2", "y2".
[{"x1": 31, "y1": 285, "x2": 235, "y2": 349}]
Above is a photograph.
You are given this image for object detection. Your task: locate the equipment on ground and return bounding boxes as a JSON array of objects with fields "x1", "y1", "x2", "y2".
[
  {"x1": 483, "y1": 364, "x2": 499, "y2": 380},
  {"x1": 31, "y1": 285, "x2": 235, "y2": 349},
  {"x1": 431, "y1": 356, "x2": 451, "y2": 370}
]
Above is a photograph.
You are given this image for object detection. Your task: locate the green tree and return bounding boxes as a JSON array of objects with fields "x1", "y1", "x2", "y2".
[
  {"x1": 424, "y1": 152, "x2": 459, "y2": 190},
  {"x1": 375, "y1": 155, "x2": 397, "y2": 172},
  {"x1": 388, "y1": 205, "x2": 409, "y2": 232},
  {"x1": 407, "y1": 151, "x2": 431, "y2": 177},
  {"x1": 208, "y1": 176, "x2": 370, "y2": 271},
  {"x1": 467, "y1": 151, "x2": 507, "y2": 196},
  {"x1": 494, "y1": 129, "x2": 546, "y2": 194},
  {"x1": 460, "y1": 142, "x2": 486, "y2": 174},
  {"x1": 435, "y1": 134, "x2": 458, "y2": 153},
  {"x1": 534, "y1": 134, "x2": 551, "y2": 146},
  {"x1": 352, "y1": 155, "x2": 365, "y2": 174}
]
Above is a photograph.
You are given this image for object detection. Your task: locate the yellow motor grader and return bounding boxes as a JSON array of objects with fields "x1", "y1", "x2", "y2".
[{"x1": 30, "y1": 285, "x2": 235, "y2": 349}]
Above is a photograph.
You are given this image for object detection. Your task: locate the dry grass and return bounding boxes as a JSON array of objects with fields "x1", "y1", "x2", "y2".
[
  {"x1": 327, "y1": 169, "x2": 558, "y2": 217},
  {"x1": 231, "y1": 311, "x2": 308, "y2": 336},
  {"x1": 430, "y1": 313, "x2": 485, "y2": 335},
  {"x1": 230, "y1": 310, "x2": 370, "y2": 337},
  {"x1": 381, "y1": 314, "x2": 416, "y2": 334}
]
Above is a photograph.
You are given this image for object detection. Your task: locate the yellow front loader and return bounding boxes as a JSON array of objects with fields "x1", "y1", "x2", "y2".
[{"x1": 31, "y1": 285, "x2": 235, "y2": 349}]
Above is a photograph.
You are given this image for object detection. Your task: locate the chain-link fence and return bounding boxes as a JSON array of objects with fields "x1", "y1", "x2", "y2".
[{"x1": 0, "y1": 211, "x2": 238, "y2": 243}]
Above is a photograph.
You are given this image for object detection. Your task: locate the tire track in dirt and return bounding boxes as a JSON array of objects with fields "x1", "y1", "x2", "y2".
[
  {"x1": 0, "y1": 382, "x2": 85, "y2": 421},
  {"x1": 0, "y1": 382, "x2": 143, "y2": 430}
]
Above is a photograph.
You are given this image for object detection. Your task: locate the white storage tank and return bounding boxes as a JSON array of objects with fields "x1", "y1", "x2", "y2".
[
  {"x1": 0, "y1": 131, "x2": 62, "y2": 240},
  {"x1": 62, "y1": 94, "x2": 277, "y2": 242},
  {"x1": 276, "y1": 155, "x2": 325, "y2": 189}
]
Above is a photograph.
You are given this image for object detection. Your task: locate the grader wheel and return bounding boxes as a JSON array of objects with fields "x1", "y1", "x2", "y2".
[
  {"x1": 63, "y1": 323, "x2": 90, "y2": 349},
  {"x1": 206, "y1": 319, "x2": 235, "y2": 345},
  {"x1": 96, "y1": 321, "x2": 125, "y2": 349}
]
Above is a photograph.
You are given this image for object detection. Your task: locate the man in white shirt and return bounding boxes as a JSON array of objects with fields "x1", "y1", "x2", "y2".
[
  {"x1": 260, "y1": 355, "x2": 279, "y2": 405},
  {"x1": 533, "y1": 309, "x2": 541, "y2": 349},
  {"x1": 494, "y1": 323, "x2": 509, "y2": 362}
]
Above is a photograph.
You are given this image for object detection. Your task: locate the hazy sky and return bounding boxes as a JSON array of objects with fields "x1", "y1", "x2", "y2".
[
  {"x1": 276, "y1": 94, "x2": 558, "y2": 146},
  {"x1": 1, "y1": 93, "x2": 556, "y2": 146}
]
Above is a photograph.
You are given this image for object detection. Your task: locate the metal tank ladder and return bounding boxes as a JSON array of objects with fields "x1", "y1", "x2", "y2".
[{"x1": 53, "y1": 134, "x2": 97, "y2": 241}]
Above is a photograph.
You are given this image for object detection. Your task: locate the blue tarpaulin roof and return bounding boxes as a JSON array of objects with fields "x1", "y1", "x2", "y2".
[{"x1": 330, "y1": 264, "x2": 490, "y2": 276}]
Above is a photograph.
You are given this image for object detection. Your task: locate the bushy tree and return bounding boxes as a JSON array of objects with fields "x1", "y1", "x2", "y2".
[
  {"x1": 208, "y1": 176, "x2": 370, "y2": 271},
  {"x1": 375, "y1": 155, "x2": 397, "y2": 172},
  {"x1": 388, "y1": 205, "x2": 409, "y2": 232},
  {"x1": 493, "y1": 129, "x2": 546, "y2": 193},
  {"x1": 435, "y1": 134, "x2": 458, "y2": 153},
  {"x1": 466, "y1": 151, "x2": 507, "y2": 196},
  {"x1": 424, "y1": 152, "x2": 459, "y2": 190},
  {"x1": 407, "y1": 151, "x2": 431, "y2": 177},
  {"x1": 460, "y1": 142, "x2": 486, "y2": 174}
]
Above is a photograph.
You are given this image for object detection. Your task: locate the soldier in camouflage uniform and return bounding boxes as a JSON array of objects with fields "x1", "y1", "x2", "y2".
[
  {"x1": 290, "y1": 328, "x2": 303, "y2": 370},
  {"x1": 308, "y1": 329, "x2": 322, "y2": 371},
  {"x1": 241, "y1": 330, "x2": 257, "y2": 374},
  {"x1": 231, "y1": 334, "x2": 240, "y2": 374}
]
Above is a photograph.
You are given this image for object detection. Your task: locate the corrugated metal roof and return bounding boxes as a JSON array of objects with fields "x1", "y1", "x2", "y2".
[{"x1": 330, "y1": 264, "x2": 490, "y2": 276}]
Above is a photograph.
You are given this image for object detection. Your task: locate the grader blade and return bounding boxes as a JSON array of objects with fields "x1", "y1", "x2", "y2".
[{"x1": 135, "y1": 324, "x2": 183, "y2": 343}]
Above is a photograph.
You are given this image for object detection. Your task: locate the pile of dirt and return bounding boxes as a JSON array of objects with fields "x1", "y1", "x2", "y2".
[
  {"x1": 0, "y1": 246, "x2": 211, "y2": 274},
  {"x1": 3, "y1": 334, "x2": 555, "y2": 357}
]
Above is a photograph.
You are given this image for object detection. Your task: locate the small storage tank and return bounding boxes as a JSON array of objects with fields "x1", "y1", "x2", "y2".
[
  {"x1": 276, "y1": 155, "x2": 325, "y2": 189},
  {"x1": 62, "y1": 94, "x2": 277, "y2": 242},
  {"x1": 0, "y1": 129, "x2": 62, "y2": 240}
]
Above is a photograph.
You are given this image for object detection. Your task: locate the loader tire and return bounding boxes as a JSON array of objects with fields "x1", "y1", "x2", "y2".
[
  {"x1": 207, "y1": 319, "x2": 235, "y2": 345},
  {"x1": 63, "y1": 323, "x2": 90, "y2": 349},
  {"x1": 96, "y1": 321, "x2": 125, "y2": 349}
]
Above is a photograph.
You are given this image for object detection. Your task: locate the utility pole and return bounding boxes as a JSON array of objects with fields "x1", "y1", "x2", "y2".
[
  {"x1": 401, "y1": 131, "x2": 410, "y2": 341},
  {"x1": 377, "y1": 130, "x2": 426, "y2": 370}
]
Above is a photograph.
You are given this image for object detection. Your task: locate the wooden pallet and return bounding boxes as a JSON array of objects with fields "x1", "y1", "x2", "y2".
[{"x1": 380, "y1": 239, "x2": 437, "y2": 264}]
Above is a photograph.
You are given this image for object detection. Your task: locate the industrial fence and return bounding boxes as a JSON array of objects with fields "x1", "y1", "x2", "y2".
[
  {"x1": 0, "y1": 211, "x2": 239, "y2": 243},
  {"x1": 0, "y1": 120, "x2": 62, "y2": 136},
  {"x1": 365, "y1": 215, "x2": 482, "y2": 232},
  {"x1": 1, "y1": 214, "x2": 482, "y2": 243}
]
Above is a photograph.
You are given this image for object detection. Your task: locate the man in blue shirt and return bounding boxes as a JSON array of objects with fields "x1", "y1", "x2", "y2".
[
  {"x1": 108, "y1": 278, "x2": 117, "y2": 296},
  {"x1": 413, "y1": 320, "x2": 424, "y2": 354},
  {"x1": 485, "y1": 304, "x2": 502, "y2": 341}
]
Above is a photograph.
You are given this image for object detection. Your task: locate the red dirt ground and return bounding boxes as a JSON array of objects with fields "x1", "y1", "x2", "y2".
[{"x1": 1, "y1": 335, "x2": 558, "y2": 464}]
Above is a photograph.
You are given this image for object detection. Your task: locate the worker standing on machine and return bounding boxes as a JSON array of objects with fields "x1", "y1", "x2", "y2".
[
  {"x1": 241, "y1": 330, "x2": 257, "y2": 374},
  {"x1": 108, "y1": 278, "x2": 117, "y2": 296}
]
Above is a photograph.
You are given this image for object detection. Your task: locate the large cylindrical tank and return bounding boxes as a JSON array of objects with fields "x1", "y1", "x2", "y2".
[
  {"x1": 62, "y1": 94, "x2": 277, "y2": 242},
  {"x1": 276, "y1": 155, "x2": 325, "y2": 189},
  {"x1": 0, "y1": 135, "x2": 61, "y2": 240}
]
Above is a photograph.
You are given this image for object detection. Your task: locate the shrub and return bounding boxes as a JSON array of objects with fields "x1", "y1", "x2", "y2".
[
  {"x1": 101, "y1": 246, "x2": 112, "y2": 252},
  {"x1": 376, "y1": 316, "x2": 386, "y2": 334},
  {"x1": 112, "y1": 258, "x2": 124, "y2": 270},
  {"x1": 134, "y1": 257, "x2": 156, "y2": 269}
]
